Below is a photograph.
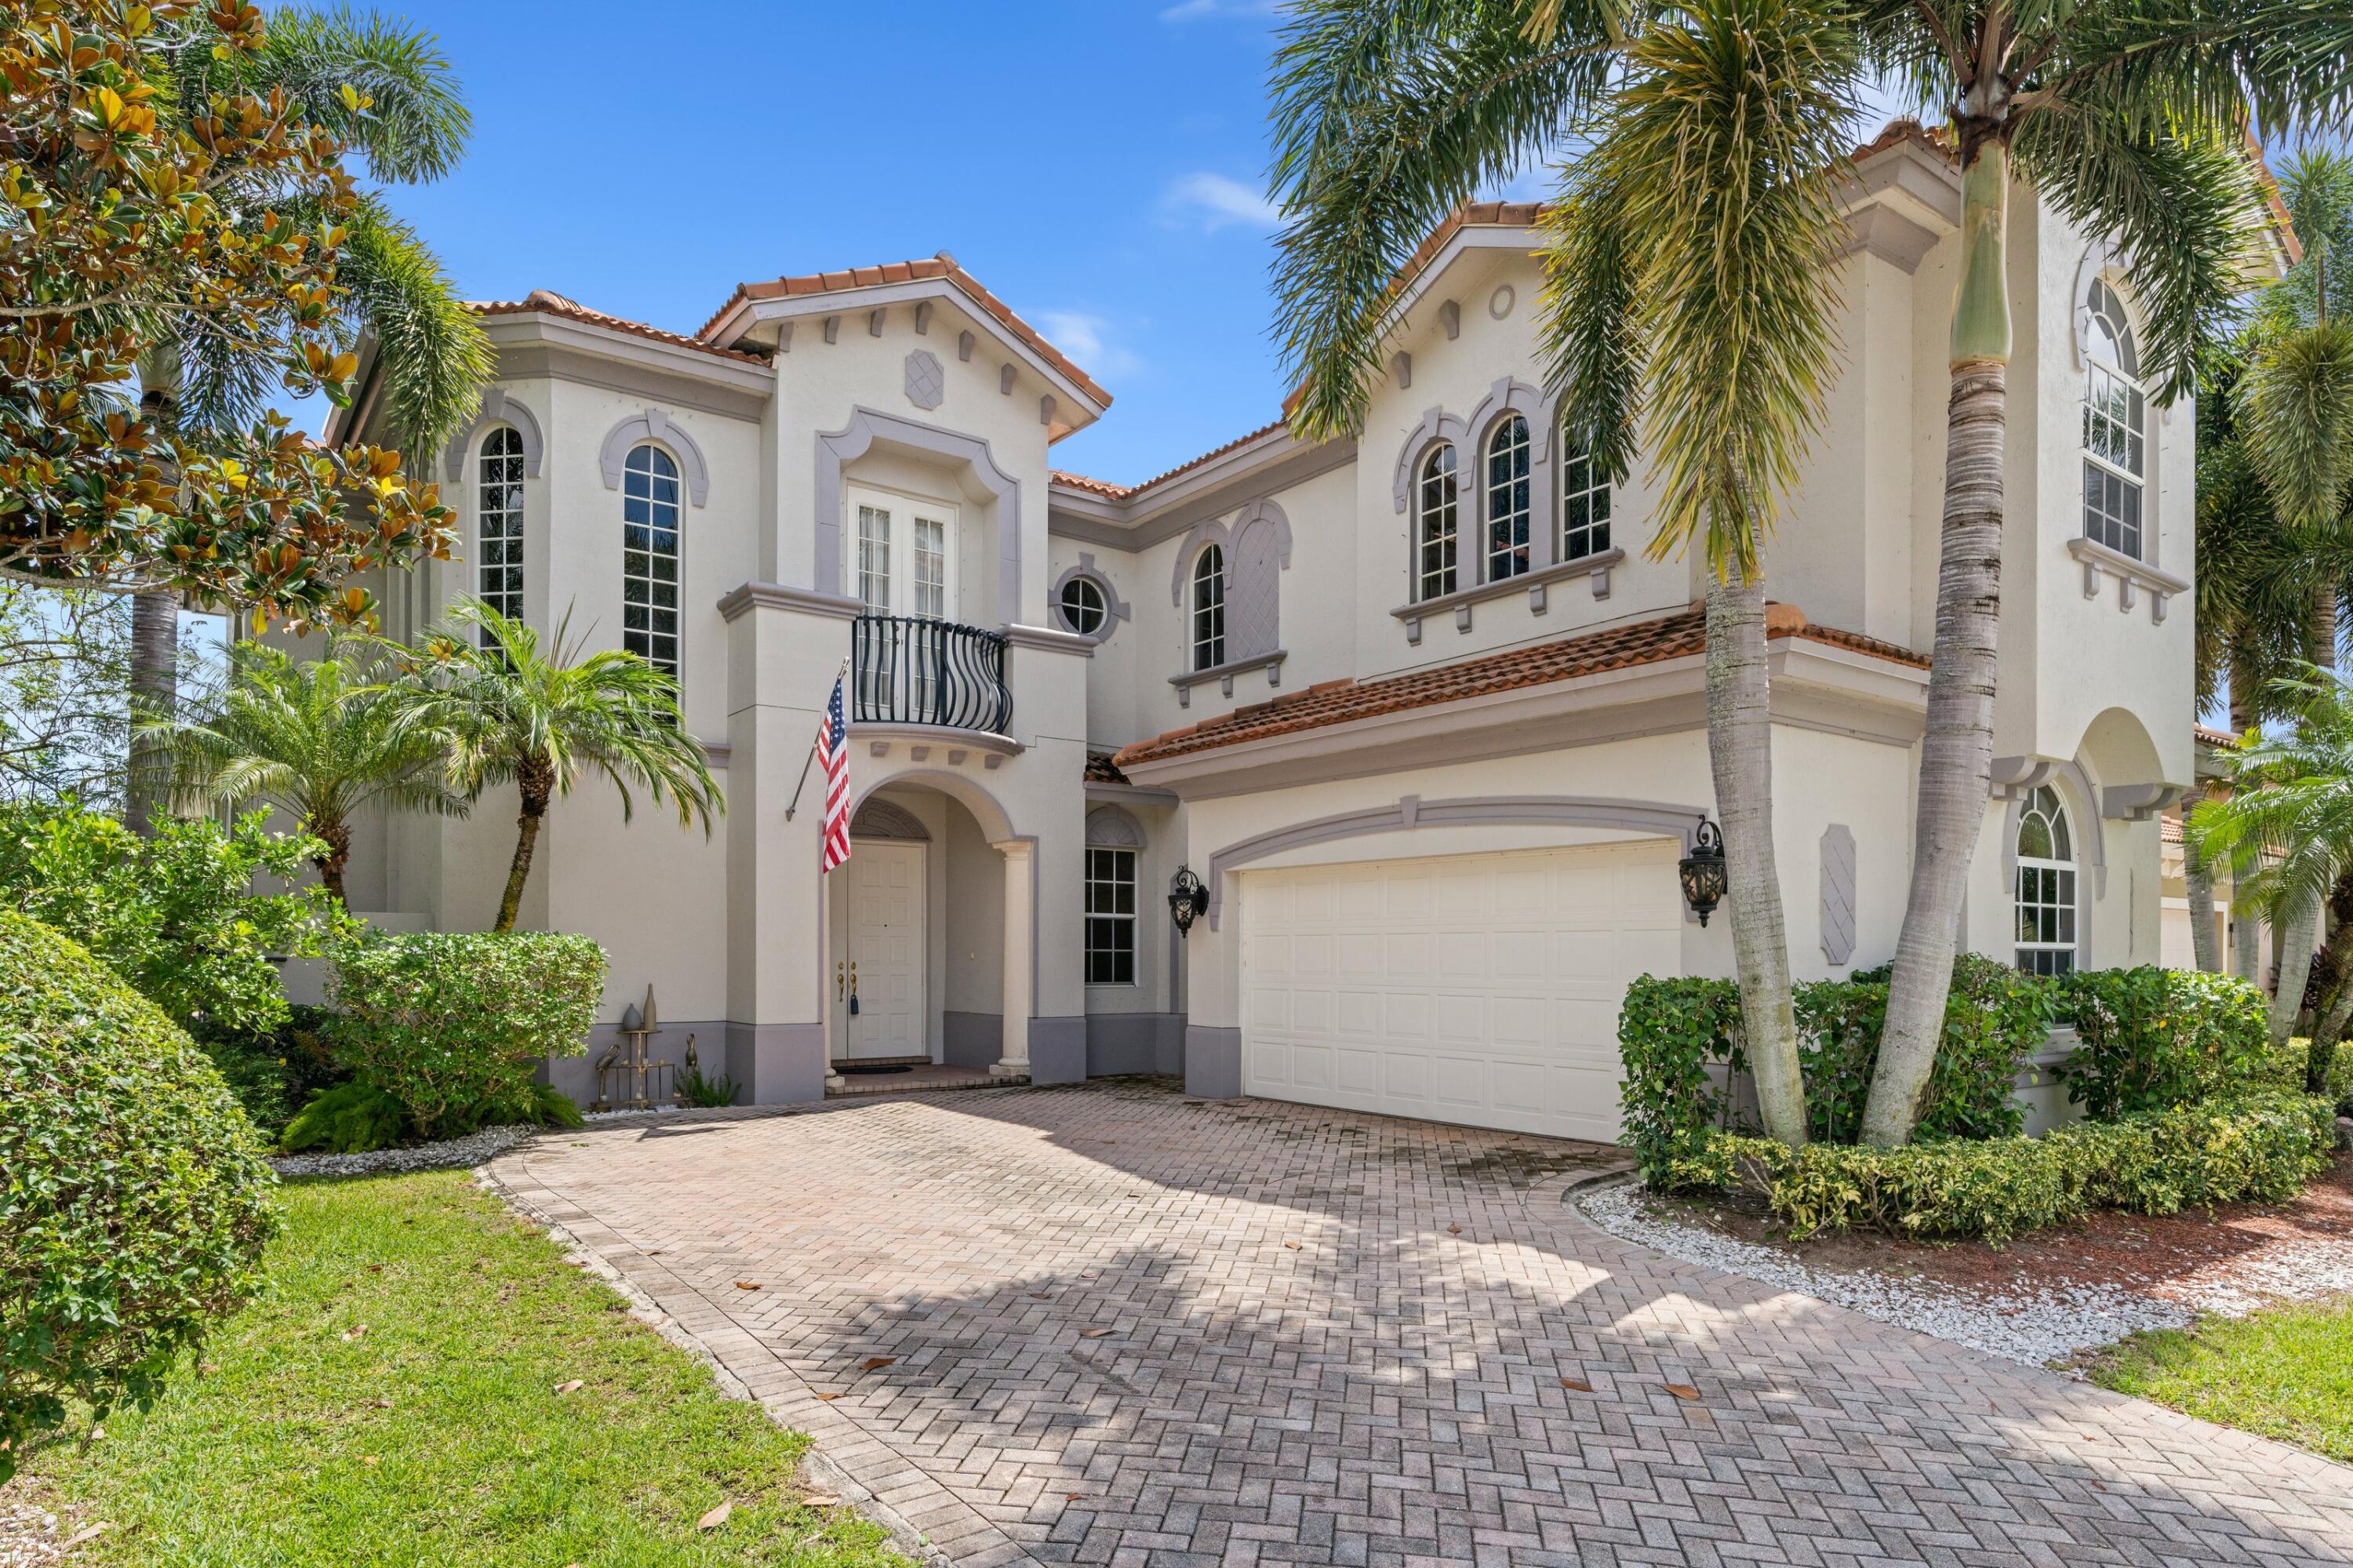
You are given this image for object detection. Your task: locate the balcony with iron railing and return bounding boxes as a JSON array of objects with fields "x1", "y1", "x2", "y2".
[{"x1": 851, "y1": 614, "x2": 1013, "y2": 736}]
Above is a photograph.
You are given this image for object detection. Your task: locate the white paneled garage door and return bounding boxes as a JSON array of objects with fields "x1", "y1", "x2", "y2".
[{"x1": 1240, "y1": 841, "x2": 1683, "y2": 1141}]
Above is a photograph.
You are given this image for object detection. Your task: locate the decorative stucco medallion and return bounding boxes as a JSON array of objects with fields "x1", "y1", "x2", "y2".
[{"x1": 904, "y1": 349, "x2": 945, "y2": 410}]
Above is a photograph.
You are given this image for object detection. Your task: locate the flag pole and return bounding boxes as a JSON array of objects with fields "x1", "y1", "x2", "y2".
[{"x1": 784, "y1": 656, "x2": 852, "y2": 821}]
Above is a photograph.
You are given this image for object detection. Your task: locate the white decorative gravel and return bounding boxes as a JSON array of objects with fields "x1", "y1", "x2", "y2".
[
  {"x1": 267, "y1": 1124, "x2": 536, "y2": 1179},
  {"x1": 1577, "y1": 1178, "x2": 2195, "y2": 1366}
]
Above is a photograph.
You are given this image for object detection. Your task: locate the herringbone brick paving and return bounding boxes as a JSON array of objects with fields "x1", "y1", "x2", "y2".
[{"x1": 488, "y1": 1079, "x2": 2353, "y2": 1567}]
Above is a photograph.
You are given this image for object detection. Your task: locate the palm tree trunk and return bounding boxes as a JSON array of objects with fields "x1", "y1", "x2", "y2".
[
  {"x1": 125, "y1": 589, "x2": 178, "y2": 835},
  {"x1": 495, "y1": 755, "x2": 555, "y2": 933},
  {"x1": 1705, "y1": 560, "x2": 1806, "y2": 1148},
  {"x1": 2184, "y1": 826, "x2": 2222, "y2": 973},
  {"x1": 312, "y1": 817, "x2": 351, "y2": 909},
  {"x1": 2271, "y1": 582, "x2": 2344, "y2": 1046},
  {"x1": 2227, "y1": 649, "x2": 2263, "y2": 980},
  {"x1": 1861, "y1": 146, "x2": 2012, "y2": 1148}
]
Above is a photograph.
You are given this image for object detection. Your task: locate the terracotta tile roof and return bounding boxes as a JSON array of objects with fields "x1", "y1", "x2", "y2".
[
  {"x1": 1114, "y1": 605, "x2": 1928, "y2": 769},
  {"x1": 696, "y1": 253, "x2": 1112, "y2": 409},
  {"x1": 470, "y1": 290, "x2": 772, "y2": 366},
  {"x1": 1083, "y1": 751, "x2": 1131, "y2": 785},
  {"x1": 2161, "y1": 813, "x2": 2185, "y2": 844},
  {"x1": 1050, "y1": 420, "x2": 1292, "y2": 504},
  {"x1": 2195, "y1": 724, "x2": 2241, "y2": 748}
]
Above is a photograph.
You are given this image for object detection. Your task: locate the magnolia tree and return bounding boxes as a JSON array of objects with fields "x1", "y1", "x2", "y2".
[{"x1": 0, "y1": 0, "x2": 453, "y2": 632}]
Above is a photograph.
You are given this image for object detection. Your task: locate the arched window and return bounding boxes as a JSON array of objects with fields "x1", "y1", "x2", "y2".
[
  {"x1": 622, "y1": 443, "x2": 681, "y2": 677},
  {"x1": 477, "y1": 427, "x2": 525, "y2": 635},
  {"x1": 2014, "y1": 784, "x2": 2078, "y2": 976},
  {"x1": 1484, "y1": 413, "x2": 1531, "y2": 581},
  {"x1": 1416, "y1": 443, "x2": 1458, "y2": 601},
  {"x1": 2082, "y1": 279, "x2": 2145, "y2": 559},
  {"x1": 1190, "y1": 544, "x2": 1225, "y2": 672},
  {"x1": 1558, "y1": 411, "x2": 1612, "y2": 563}
]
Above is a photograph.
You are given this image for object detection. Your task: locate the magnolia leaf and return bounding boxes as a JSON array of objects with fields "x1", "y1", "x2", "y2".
[
  {"x1": 857, "y1": 1356, "x2": 896, "y2": 1370},
  {"x1": 1561, "y1": 1377, "x2": 1594, "y2": 1392},
  {"x1": 553, "y1": 1380, "x2": 584, "y2": 1395},
  {"x1": 1664, "y1": 1384, "x2": 1700, "y2": 1401},
  {"x1": 696, "y1": 1501, "x2": 733, "y2": 1530}
]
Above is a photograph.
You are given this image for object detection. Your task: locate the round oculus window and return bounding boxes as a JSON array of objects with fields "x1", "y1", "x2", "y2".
[{"x1": 1059, "y1": 575, "x2": 1108, "y2": 636}]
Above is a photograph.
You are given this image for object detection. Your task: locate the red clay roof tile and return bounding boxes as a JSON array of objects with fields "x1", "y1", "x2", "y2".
[
  {"x1": 1113, "y1": 606, "x2": 1927, "y2": 770},
  {"x1": 696, "y1": 253, "x2": 1112, "y2": 409},
  {"x1": 469, "y1": 290, "x2": 772, "y2": 366}
]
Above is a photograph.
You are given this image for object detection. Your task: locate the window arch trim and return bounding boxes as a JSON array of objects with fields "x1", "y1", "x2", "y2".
[
  {"x1": 598, "y1": 406, "x2": 710, "y2": 506},
  {"x1": 442, "y1": 389, "x2": 544, "y2": 483}
]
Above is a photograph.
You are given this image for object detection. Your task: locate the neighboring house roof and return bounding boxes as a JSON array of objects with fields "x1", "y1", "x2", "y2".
[
  {"x1": 695, "y1": 253, "x2": 1113, "y2": 409},
  {"x1": 2194, "y1": 724, "x2": 2240, "y2": 748},
  {"x1": 1114, "y1": 604, "x2": 1928, "y2": 769},
  {"x1": 2161, "y1": 814, "x2": 2185, "y2": 844},
  {"x1": 469, "y1": 290, "x2": 773, "y2": 366}
]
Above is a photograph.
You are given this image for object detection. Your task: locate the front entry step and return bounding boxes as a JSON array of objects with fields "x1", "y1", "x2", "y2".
[
  {"x1": 831, "y1": 1055, "x2": 933, "y2": 1074},
  {"x1": 824, "y1": 1061, "x2": 1023, "y2": 1097}
]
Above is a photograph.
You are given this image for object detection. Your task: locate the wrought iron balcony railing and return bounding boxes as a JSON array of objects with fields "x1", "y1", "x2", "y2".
[{"x1": 851, "y1": 614, "x2": 1013, "y2": 734}]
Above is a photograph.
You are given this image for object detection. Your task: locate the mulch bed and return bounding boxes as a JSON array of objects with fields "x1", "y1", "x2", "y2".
[{"x1": 1649, "y1": 1151, "x2": 2353, "y2": 1311}]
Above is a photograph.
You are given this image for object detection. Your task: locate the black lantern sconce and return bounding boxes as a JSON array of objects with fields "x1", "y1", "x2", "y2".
[
  {"x1": 1168, "y1": 867, "x2": 1209, "y2": 937},
  {"x1": 1678, "y1": 819, "x2": 1727, "y2": 927}
]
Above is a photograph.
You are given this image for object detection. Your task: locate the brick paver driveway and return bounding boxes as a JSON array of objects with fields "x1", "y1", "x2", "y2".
[{"x1": 489, "y1": 1079, "x2": 2353, "y2": 1567}]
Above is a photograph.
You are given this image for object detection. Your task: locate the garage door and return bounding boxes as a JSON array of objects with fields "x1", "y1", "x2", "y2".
[{"x1": 1240, "y1": 840, "x2": 1683, "y2": 1141}]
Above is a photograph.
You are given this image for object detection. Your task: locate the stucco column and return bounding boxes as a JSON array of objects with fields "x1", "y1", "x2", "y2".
[{"x1": 993, "y1": 837, "x2": 1035, "y2": 1079}]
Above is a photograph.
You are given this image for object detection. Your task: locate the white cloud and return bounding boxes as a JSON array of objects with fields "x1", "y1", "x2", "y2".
[
  {"x1": 1160, "y1": 171, "x2": 1282, "y2": 234},
  {"x1": 1036, "y1": 310, "x2": 1146, "y2": 381}
]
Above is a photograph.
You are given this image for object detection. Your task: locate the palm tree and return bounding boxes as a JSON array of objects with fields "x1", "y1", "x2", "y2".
[
  {"x1": 145, "y1": 640, "x2": 468, "y2": 907},
  {"x1": 124, "y1": 6, "x2": 491, "y2": 835},
  {"x1": 1537, "y1": 0, "x2": 1867, "y2": 1146},
  {"x1": 1267, "y1": 0, "x2": 2338, "y2": 1145},
  {"x1": 2227, "y1": 150, "x2": 2353, "y2": 1048},
  {"x1": 2193, "y1": 666, "x2": 2353, "y2": 1093},
  {"x1": 403, "y1": 600, "x2": 722, "y2": 934}
]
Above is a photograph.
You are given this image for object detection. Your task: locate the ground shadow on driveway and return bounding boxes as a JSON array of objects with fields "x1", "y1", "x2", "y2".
[{"x1": 494, "y1": 1079, "x2": 2353, "y2": 1567}]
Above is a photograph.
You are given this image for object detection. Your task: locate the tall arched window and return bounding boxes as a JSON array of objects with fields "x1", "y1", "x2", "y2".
[
  {"x1": 1416, "y1": 443, "x2": 1458, "y2": 601},
  {"x1": 1190, "y1": 544, "x2": 1225, "y2": 672},
  {"x1": 2014, "y1": 784, "x2": 2078, "y2": 975},
  {"x1": 1558, "y1": 410, "x2": 1612, "y2": 562},
  {"x1": 2082, "y1": 279, "x2": 2145, "y2": 559},
  {"x1": 622, "y1": 443, "x2": 681, "y2": 677},
  {"x1": 1484, "y1": 414, "x2": 1531, "y2": 581},
  {"x1": 477, "y1": 427, "x2": 525, "y2": 635}
]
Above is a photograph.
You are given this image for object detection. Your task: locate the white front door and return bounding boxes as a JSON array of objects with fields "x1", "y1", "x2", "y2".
[
  {"x1": 1240, "y1": 841, "x2": 1684, "y2": 1141},
  {"x1": 845, "y1": 841, "x2": 928, "y2": 1060}
]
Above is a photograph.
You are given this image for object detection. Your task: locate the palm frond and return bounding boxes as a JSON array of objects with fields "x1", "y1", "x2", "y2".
[
  {"x1": 223, "y1": 6, "x2": 471, "y2": 184},
  {"x1": 2012, "y1": 113, "x2": 2262, "y2": 403},
  {"x1": 2237, "y1": 318, "x2": 2353, "y2": 530},
  {"x1": 1545, "y1": 0, "x2": 1867, "y2": 577},
  {"x1": 336, "y1": 194, "x2": 495, "y2": 454},
  {"x1": 2018, "y1": 0, "x2": 2353, "y2": 143},
  {"x1": 1267, "y1": 0, "x2": 1623, "y2": 438},
  {"x1": 1538, "y1": 155, "x2": 1646, "y2": 485}
]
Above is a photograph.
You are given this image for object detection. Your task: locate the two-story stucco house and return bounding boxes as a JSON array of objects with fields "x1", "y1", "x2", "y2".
[{"x1": 323, "y1": 122, "x2": 2242, "y2": 1139}]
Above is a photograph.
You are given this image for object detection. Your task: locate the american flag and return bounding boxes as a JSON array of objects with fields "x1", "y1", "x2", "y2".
[{"x1": 816, "y1": 671, "x2": 851, "y2": 873}]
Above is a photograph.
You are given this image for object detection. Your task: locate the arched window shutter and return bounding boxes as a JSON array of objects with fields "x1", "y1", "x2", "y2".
[{"x1": 1227, "y1": 514, "x2": 1282, "y2": 660}]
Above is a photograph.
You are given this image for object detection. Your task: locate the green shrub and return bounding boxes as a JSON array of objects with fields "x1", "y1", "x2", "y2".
[
  {"x1": 325, "y1": 932, "x2": 605, "y2": 1140},
  {"x1": 1671, "y1": 1089, "x2": 2333, "y2": 1243},
  {"x1": 198, "y1": 1005, "x2": 351, "y2": 1138},
  {"x1": 0, "y1": 911, "x2": 277, "y2": 1478},
  {"x1": 281, "y1": 1081, "x2": 410, "y2": 1154},
  {"x1": 1617, "y1": 958, "x2": 2053, "y2": 1179},
  {"x1": 677, "y1": 1064, "x2": 739, "y2": 1108},
  {"x1": 0, "y1": 804, "x2": 351, "y2": 1039},
  {"x1": 2057, "y1": 967, "x2": 2273, "y2": 1119}
]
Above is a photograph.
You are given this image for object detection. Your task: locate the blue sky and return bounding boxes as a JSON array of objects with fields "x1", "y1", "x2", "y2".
[{"x1": 365, "y1": 0, "x2": 1320, "y2": 486}]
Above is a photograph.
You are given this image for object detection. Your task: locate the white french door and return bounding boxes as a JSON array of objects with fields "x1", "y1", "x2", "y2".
[{"x1": 849, "y1": 489, "x2": 958, "y2": 714}]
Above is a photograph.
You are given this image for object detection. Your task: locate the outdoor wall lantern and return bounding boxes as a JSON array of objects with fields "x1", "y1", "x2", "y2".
[
  {"x1": 1678, "y1": 820, "x2": 1727, "y2": 927},
  {"x1": 1168, "y1": 867, "x2": 1209, "y2": 937}
]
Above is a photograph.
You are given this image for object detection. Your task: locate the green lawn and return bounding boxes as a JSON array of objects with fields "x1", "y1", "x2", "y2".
[
  {"x1": 24, "y1": 1172, "x2": 905, "y2": 1568},
  {"x1": 2091, "y1": 1296, "x2": 2353, "y2": 1464}
]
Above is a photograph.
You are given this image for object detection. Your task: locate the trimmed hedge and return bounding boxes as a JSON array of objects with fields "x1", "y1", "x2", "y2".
[
  {"x1": 324, "y1": 932, "x2": 606, "y2": 1142},
  {"x1": 2057, "y1": 967, "x2": 2275, "y2": 1119},
  {"x1": 1666, "y1": 1090, "x2": 2335, "y2": 1243},
  {"x1": 1618, "y1": 955, "x2": 2053, "y2": 1180},
  {"x1": 0, "y1": 911, "x2": 278, "y2": 1478}
]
